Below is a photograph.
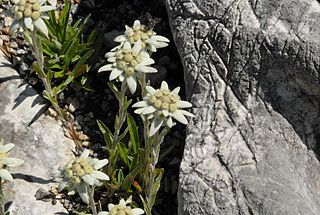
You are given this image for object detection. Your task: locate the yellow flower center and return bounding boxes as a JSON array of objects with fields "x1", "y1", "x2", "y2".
[
  {"x1": 115, "y1": 50, "x2": 141, "y2": 76},
  {"x1": 65, "y1": 158, "x2": 94, "y2": 184},
  {"x1": 110, "y1": 205, "x2": 133, "y2": 215},
  {"x1": 149, "y1": 90, "x2": 180, "y2": 113},
  {"x1": 14, "y1": 0, "x2": 42, "y2": 20},
  {"x1": 126, "y1": 24, "x2": 155, "y2": 47}
]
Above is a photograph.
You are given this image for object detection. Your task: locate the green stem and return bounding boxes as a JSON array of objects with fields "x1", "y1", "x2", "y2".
[
  {"x1": 113, "y1": 81, "x2": 128, "y2": 142},
  {"x1": 88, "y1": 186, "x2": 97, "y2": 215}
]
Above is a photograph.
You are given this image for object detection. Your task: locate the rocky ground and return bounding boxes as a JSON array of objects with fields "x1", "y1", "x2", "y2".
[{"x1": 0, "y1": 0, "x2": 185, "y2": 214}]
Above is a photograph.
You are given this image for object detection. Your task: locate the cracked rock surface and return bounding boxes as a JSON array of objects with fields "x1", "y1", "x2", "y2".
[
  {"x1": 0, "y1": 51, "x2": 73, "y2": 214},
  {"x1": 166, "y1": 0, "x2": 320, "y2": 214}
]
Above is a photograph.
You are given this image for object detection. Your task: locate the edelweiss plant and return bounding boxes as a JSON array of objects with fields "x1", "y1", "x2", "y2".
[
  {"x1": 98, "y1": 196, "x2": 144, "y2": 215},
  {"x1": 133, "y1": 81, "x2": 194, "y2": 136},
  {"x1": 98, "y1": 41, "x2": 157, "y2": 94},
  {"x1": 10, "y1": 0, "x2": 57, "y2": 36},
  {"x1": 114, "y1": 20, "x2": 169, "y2": 52},
  {"x1": 56, "y1": 150, "x2": 109, "y2": 205}
]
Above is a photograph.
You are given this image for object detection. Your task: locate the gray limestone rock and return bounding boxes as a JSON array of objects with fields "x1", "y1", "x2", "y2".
[
  {"x1": 0, "y1": 51, "x2": 74, "y2": 214},
  {"x1": 166, "y1": 0, "x2": 320, "y2": 214}
]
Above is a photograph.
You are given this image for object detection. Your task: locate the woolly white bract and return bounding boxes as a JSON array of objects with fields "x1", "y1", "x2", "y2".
[
  {"x1": 56, "y1": 150, "x2": 109, "y2": 204},
  {"x1": 98, "y1": 196, "x2": 144, "y2": 215},
  {"x1": 98, "y1": 41, "x2": 157, "y2": 94},
  {"x1": 0, "y1": 140, "x2": 24, "y2": 182},
  {"x1": 114, "y1": 20, "x2": 169, "y2": 52},
  {"x1": 133, "y1": 81, "x2": 194, "y2": 136},
  {"x1": 10, "y1": 0, "x2": 57, "y2": 36}
]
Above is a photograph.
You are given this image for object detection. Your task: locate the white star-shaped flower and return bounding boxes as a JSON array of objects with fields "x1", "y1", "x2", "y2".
[
  {"x1": 98, "y1": 196, "x2": 144, "y2": 215},
  {"x1": 98, "y1": 41, "x2": 157, "y2": 94},
  {"x1": 133, "y1": 81, "x2": 195, "y2": 136},
  {"x1": 114, "y1": 20, "x2": 170, "y2": 52},
  {"x1": 56, "y1": 150, "x2": 109, "y2": 204},
  {"x1": 10, "y1": 0, "x2": 57, "y2": 36},
  {"x1": 0, "y1": 140, "x2": 24, "y2": 182}
]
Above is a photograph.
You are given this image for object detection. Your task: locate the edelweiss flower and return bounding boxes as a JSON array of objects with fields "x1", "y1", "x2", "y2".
[
  {"x1": 10, "y1": 0, "x2": 57, "y2": 36},
  {"x1": 98, "y1": 41, "x2": 157, "y2": 94},
  {"x1": 0, "y1": 140, "x2": 24, "y2": 182},
  {"x1": 114, "y1": 20, "x2": 169, "y2": 52},
  {"x1": 133, "y1": 81, "x2": 195, "y2": 136},
  {"x1": 98, "y1": 196, "x2": 144, "y2": 215},
  {"x1": 56, "y1": 150, "x2": 109, "y2": 204}
]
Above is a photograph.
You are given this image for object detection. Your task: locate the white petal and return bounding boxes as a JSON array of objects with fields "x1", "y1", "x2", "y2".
[
  {"x1": 146, "y1": 86, "x2": 156, "y2": 95},
  {"x1": 0, "y1": 143, "x2": 15, "y2": 153},
  {"x1": 3, "y1": 158, "x2": 24, "y2": 167},
  {"x1": 91, "y1": 171, "x2": 109, "y2": 181},
  {"x1": 108, "y1": 203, "x2": 115, "y2": 212},
  {"x1": 171, "y1": 87, "x2": 180, "y2": 95},
  {"x1": 109, "y1": 68, "x2": 123, "y2": 80},
  {"x1": 179, "y1": 109, "x2": 195, "y2": 117},
  {"x1": 148, "y1": 44, "x2": 157, "y2": 52},
  {"x1": 166, "y1": 117, "x2": 173, "y2": 128},
  {"x1": 114, "y1": 35, "x2": 127, "y2": 42},
  {"x1": 107, "y1": 57, "x2": 116, "y2": 63},
  {"x1": 152, "y1": 35, "x2": 170, "y2": 42},
  {"x1": 177, "y1": 101, "x2": 192, "y2": 108},
  {"x1": 132, "y1": 208, "x2": 145, "y2": 215},
  {"x1": 126, "y1": 76, "x2": 137, "y2": 94},
  {"x1": 142, "y1": 106, "x2": 156, "y2": 115},
  {"x1": 161, "y1": 81, "x2": 169, "y2": 90},
  {"x1": 0, "y1": 169, "x2": 13, "y2": 181},
  {"x1": 134, "y1": 108, "x2": 146, "y2": 115},
  {"x1": 80, "y1": 150, "x2": 90, "y2": 158},
  {"x1": 40, "y1": 5, "x2": 56, "y2": 12},
  {"x1": 48, "y1": 0, "x2": 57, "y2": 6},
  {"x1": 149, "y1": 117, "x2": 163, "y2": 136},
  {"x1": 105, "y1": 52, "x2": 115, "y2": 58},
  {"x1": 119, "y1": 75, "x2": 125, "y2": 82},
  {"x1": 140, "y1": 57, "x2": 155, "y2": 66},
  {"x1": 12, "y1": 0, "x2": 19, "y2": 4},
  {"x1": 98, "y1": 64, "x2": 113, "y2": 73},
  {"x1": 162, "y1": 109, "x2": 169, "y2": 117},
  {"x1": 132, "y1": 41, "x2": 142, "y2": 55},
  {"x1": 135, "y1": 65, "x2": 157, "y2": 73},
  {"x1": 133, "y1": 20, "x2": 141, "y2": 29},
  {"x1": 123, "y1": 41, "x2": 131, "y2": 50},
  {"x1": 76, "y1": 183, "x2": 89, "y2": 204},
  {"x1": 94, "y1": 159, "x2": 109, "y2": 169},
  {"x1": 34, "y1": 18, "x2": 48, "y2": 36},
  {"x1": 172, "y1": 111, "x2": 188, "y2": 124},
  {"x1": 24, "y1": 17, "x2": 33, "y2": 31},
  {"x1": 132, "y1": 101, "x2": 148, "y2": 108},
  {"x1": 98, "y1": 212, "x2": 109, "y2": 215},
  {"x1": 125, "y1": 196, "x2": 133, "y2": 204},
  {"x1": 82, "y1": 174, "x2": 95, "y2": 186}
]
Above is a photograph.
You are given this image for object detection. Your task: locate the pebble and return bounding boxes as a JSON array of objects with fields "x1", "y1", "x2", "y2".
[
  {"x1": 17, "y1": 49, "x2": 28, "y2": 55},
  {"x1": 10, "y1": 41, "x2": 18, "y2": 49},
  {"x1": 68, "y1": 98, "x2": 79, "y2": 113}
]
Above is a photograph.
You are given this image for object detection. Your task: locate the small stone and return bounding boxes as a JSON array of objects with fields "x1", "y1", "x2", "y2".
[
  {"x1": 10, "y1": 41, "x2": 18, "y2": 49},
  {"x1": 88, "y1": 112, "x2": 94, "y2": 118},
  {"x1": 82, "y1": 141, "x2": 90, "y2": 147},
  {"x1": 78, "y1": 133, "x2": 89, "y2": 141}
]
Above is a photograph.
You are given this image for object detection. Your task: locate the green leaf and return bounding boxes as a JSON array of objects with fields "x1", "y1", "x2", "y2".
[
  {"x1": 120, "y1": 162, "x2": 143, "y2": 191},
  {"x1": 107, "y1": 82, "x2": 121, "y2": 100},
  {"x1": 117, "y1": 169, "x2": 124, "y2": 184},
  {"x1": 97, "y1": 120, "x2": 113, "y2": 148},
  {"x1": 32, "y1": 61, "x2": 46, "y2": 78},
  {"x1": 118, "y1": 143, "x2": 129, "y2": 166},
  {"x1": 149, "y1": 168, "x2": 164, "y2": 208},
  {"x1": 71, "y1": 49, "x2": 94, "y2": 77},
  {"x1": 139, "y1": 195, "x2": 152, "y2": 215},
  {"x1": 127, "y1": 114, "x2": 140, "y2": 153}
]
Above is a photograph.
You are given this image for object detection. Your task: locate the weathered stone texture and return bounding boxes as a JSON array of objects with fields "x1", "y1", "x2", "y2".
[
  {"x1": 166, "y1": 0, "x2": 320, "y2": 214},
  {"x1": 0, "y1": 51, "x2": 73, "y2": 214}
]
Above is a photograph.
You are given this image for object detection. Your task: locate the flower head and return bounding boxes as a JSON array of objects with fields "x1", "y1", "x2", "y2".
[
  {"x1": 56, "y1": 150, "x2": 109, "y2": 204},
  {"x1": 10, "y1": 0, "x2": 57, "y2": 36},
  {"x1": 133, "y1": 81, "x2": 195, "y2": 136},
  {"x1": 0, "y1": 140, "x2": 24, "y2": 182},
  {"x1": 114, "y1": 20, "x2": 169, "y2": 52},
  {"x1": 98, "y1": 196, "x2": 144, "y2": 215},
  {"x1": 98, "y1": 41, "x2": 157, "y2": 94}
]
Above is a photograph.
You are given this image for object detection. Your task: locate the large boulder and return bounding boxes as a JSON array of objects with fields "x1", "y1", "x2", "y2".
[
  {"x1": 166, "y1": 0, "x2": 320, "y2": 214},
  {"x1": 0, "y1": 51, "x2": 73, "y2": 214}
]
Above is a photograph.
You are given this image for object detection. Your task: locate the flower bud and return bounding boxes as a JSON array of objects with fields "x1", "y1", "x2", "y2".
[
  {"x1": 169, "y1": 103, "x2": 177, "y2": 112},
  {"x1": 15, "y1": 11, "x2": 23, "y2": 19},
  {"x1": 19, "y1": 0, "x2": 26, "y2": 6},
  {"x1": 32, "y1": 2, "x2": 40, "y2": 10},
  {"x1": 24, "y1": 8, "x2": 32, "y2": 16},
  {"x1": 130, "y1": 59, "x2": 138, "y2": 67},
  {"x1": 123, "y1": 54, "x2": 133, "y2": 62},
  {"x1": 31, "y1": 11, "x2": 40, "y2": 19},
  {"x1": 154, "y1": 100, "x2": 162, "y2": 108}
]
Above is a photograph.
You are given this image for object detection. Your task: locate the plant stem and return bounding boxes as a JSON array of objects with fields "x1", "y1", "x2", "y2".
[
  {"x1": 113, "y1": 81, "x2": 127, "y2": 142},
  {"x1": 88, "y1": 186, "x2": 97, "y2": 215}
]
